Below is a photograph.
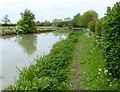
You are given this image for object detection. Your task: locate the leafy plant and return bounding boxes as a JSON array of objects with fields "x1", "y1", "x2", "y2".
[
  {"x1": 7, "y1": 31, "x2": 81, "y2": 90},
  {"x1": 102, "y1": 1, "x2": 120, "y2": 78},
  {"x1": 17, "y1": 9, "x2": 36, "y2": 34}
]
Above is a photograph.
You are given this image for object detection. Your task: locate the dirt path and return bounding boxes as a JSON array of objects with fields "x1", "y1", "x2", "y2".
[{"x1": 70, "y1": 37, "x2": 82, "y2": 90}]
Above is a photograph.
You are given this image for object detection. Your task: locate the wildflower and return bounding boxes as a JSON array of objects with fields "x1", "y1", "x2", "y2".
[
  {"x1": 104, "y1": 69, "x2": 108, "y2": 73},
  {"x1": 98, "y1": 69, "x2": 102, "y2": 71}
]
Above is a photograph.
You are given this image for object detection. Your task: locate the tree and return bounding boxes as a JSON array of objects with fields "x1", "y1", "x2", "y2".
[
  {"x1": 102, "y1": 1, "x2": 120, "y2": 78},
  {"x1": 88, "y1": 19, "x2": 97, "y2": 32},
  {"x1": 64, "y1": 17, "x2": 71, "y2": 21},
  {"x1": 17, "y1": 34, "x2": 37, "y2": 55},
  {"x1": 52, "y1": 19, "x2": 62, "y2": 27},
  {"x1": 43, "y1": 20, "x2": 51, "y2": 26},
  {"x1": 72, "y1": 13, "x2": 81, "y2": 27},
  {"x1": 95, "y1": 18, "x2": 103, "y2": 37},
  {"x1": 17, "y1": 9, "x2": 36, "y2": 33},
  {"x1": 2, "y1": 15, "x2": 11, "y2": 25},
  {"x1": 79, "y1": 10, "x2": 98, "y2": 27}
]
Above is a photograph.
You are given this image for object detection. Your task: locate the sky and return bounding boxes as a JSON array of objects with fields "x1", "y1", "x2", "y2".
[{"x1": 0, "y1": 0, "x2": 119, "y2": 23}]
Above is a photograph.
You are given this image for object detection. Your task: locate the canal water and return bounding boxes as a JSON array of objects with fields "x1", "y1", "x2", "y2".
[{"x1": 0, "y1": 32, "x2": 68, "y2": 90}]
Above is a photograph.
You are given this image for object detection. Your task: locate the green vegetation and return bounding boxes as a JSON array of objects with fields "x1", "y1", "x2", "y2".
[
  {"x1": 95, "y1": 18, "x2": 103, "y2": 37},
  {"x1": 79, "y1": 10, "x2": 98, "y2": 27},
  {"x1": 78, "y1": 30, "x2": 119, "y2": 90},
  {"x1": 51, "y1": 18, "x2": 71, "y2": 28},
  {"x1": 1, "y1": 9, "x2": 99, "y2": 35},
  {"x1": 17, "y1": 9, "x2": 36, "y2": 34},
  {"x1": 87, "y1": 1, "x2": 120, "y2": 78},
  {"x1": 1, "y1": 15, "x2": 11, "y2": 25},
  {"x1": 83, "y1": 1, "x2": 120, "y2": 90},
  {"x1": 7, "y1": 31, "x2": 81, "y2": 90},
  {"x1": 2, "y1": 1, "x2": 120, "y2": 90},
  {"x1": 102, "y1": 2, "x2": 120, "y2": 78},
  {"x1": 72, "y1": 13, "x2": 81, "y2": 27},
  {"x1": 36, "y1": 20, "x2": 52, "y2": 26},
  {"x1": 70, "y1": 10, "x2": 98, "y2": 28}
]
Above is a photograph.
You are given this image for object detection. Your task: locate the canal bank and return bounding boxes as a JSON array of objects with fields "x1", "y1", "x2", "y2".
[
  {"x1": 5, "y1": 31, "x2": 81, "y2": 90},
  {"x1": 0, "y1": 26, "x2": 68, "y2": 36},
  {"x1": 0, "y1": 32, "x2": 68, "y2": 91}
]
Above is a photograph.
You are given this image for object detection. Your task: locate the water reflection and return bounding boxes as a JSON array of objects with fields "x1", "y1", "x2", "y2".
[
  {"x1": 0, "y1": 32, "x2": 68, "y2": 91},
  {"x1": 2, "y1": 34, "x2": 37, "y2": 55},
  {"x1": 52, "y1": 32, "x2": 68, "y2": 37},
  {"x1": 1, "y1": 35, "x2": 16, "y2": 39},
  {"x1": 17, "y1": 34, "x2": 37, "y2": 55}
]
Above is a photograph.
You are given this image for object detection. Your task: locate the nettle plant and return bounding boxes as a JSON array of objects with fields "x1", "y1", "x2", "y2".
[{"x1": 102, "y1": 1, "x2": 120, "y2": 78}]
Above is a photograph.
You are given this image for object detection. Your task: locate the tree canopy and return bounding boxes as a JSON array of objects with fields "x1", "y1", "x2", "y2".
[
  {"x1": 17, "y1": 9, "x2": 36, "y2": 33},
  {"x1": 2, "y1": 15, "x2": 11, "y2": 25},
  {"x1": 79, "y1": 10, "x2": 98, "y2": 27},
  {"x1": 72, "y1": 13, "x2": 81, "y2": 27}
]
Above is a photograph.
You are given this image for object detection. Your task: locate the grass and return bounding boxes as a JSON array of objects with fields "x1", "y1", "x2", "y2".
[
  {"x1": 0, "y1": 26, "x2": 68, "y2": 35},
  {"x1": 6, "y1": 31, "x2": 82, "y2": 90},
  {"x1": 4, "y1": 29, "x2": 119, "y2": 90},
  {"x1": 77, "y1": 30, "x2": 120, "y2": 90},
  {"x1": 69, "y1": 32, "x2": 82, "y2": 90},
  {"x1": 0, "y1": 26, "x2": 16, "y2": 34}
]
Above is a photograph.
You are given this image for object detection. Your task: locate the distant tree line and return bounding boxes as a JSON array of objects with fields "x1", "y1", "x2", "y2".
[
  {"x1": 1, "y1": 10, "x2": 98, "y2": 28},
  {"x1": 35, "y1": 10, "x2": 98, "y2": 28}
]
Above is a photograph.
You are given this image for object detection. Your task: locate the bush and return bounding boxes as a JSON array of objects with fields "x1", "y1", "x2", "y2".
[
  {"x1": 95, "y1": 18, "x2": 103, "y2": 37},
  {"x1": 79, "y1": 10, "x2": 98, "y2": 27},
  {"x1": 88, "y1": 20, "x2": 97, "y2": 32},
  {"x1": 102, "y1": 1, "x2": 120, "y2": 78},
  {"x1": 17, "y1": 9, "x2": 36, "y2": 34}
]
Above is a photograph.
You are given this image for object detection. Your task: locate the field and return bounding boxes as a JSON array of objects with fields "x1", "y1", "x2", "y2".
[{"x1": 0, "y1": 26, "x2": 68, "y2": 35}]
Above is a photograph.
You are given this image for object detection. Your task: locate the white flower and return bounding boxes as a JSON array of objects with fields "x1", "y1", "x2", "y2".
[
  {"x1": 104, "y1": 69, "x2": 108, "y2": 73},
  {"x1": 98, "y1": 69, "x2": 102, "y2": 71}
]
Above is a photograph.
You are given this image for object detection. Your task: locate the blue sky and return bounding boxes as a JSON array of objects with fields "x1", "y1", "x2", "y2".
[{"x1": 0, "y1": 0, "x2": 119, "y2": 23}]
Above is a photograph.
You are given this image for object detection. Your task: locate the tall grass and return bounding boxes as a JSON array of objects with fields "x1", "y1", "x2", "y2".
[
  {"x1": 79, "y1": 30, "x2": 120, "y2": 90},
  {"x1": 6, "y1": 31, "x2": 82, "y2": 90}
]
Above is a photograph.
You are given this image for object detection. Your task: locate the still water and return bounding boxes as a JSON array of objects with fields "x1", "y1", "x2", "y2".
[{"x1": 0, "y1": 32, "x2": 67, "y2": 90}]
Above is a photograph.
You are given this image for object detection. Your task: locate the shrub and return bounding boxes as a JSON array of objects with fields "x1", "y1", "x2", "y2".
[
  {"x1": 17, "y1": 9, "x2": 36, "y2": 34},
  {"x1": 88, "y1": 20, "x2": 97, "y2": 32},
  {"x1": 102, "y1": 1, "x2": 120, "y2": 78},
  {"x1": 95, "y1": 18, "x2": 103, "y2": 37}
]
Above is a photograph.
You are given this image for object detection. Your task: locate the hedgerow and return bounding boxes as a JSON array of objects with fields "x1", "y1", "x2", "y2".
[
  {"x1": 7, "y1": 31, "x2": 81, "y2": 90},
  {"x1": 102, "y1": 1, "x2": 120, "y2": 78}
]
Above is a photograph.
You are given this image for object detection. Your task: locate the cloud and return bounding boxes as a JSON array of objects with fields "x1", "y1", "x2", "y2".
[{"x1": 0, "y1": 0, "x2": 119, "y2": 23}]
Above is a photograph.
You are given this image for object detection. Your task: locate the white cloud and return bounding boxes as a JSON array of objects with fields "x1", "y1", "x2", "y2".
[{"x1": 0, "y1": 0, "x2": 119, "y2": 23}]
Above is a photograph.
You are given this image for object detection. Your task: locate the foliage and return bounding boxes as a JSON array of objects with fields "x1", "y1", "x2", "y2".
[
  {"x1": 17, "y1": 9, "x2": 36, "y2": 33},
  {"x1": 7, "y1": 31, "x2": 81, "y2": 90},
  {"x1": 72, "y1": 13, "x2": 81, "y2": 27},
  {"x1": 79, "y1": 30, "x2": 120, "y2": 90},
  {"x1": 36, "y1": 20, "x2": 52, "y2": 26},
  {"x1": 51, "y1": 18, "x2": 72, "y2": 28},
  {"x1": 2, "y1": 24, "x2": 16, "y2": 26},
  {"x1": 2, "y1": 15, "x2": 11, "y2": 25},
  {"x1": 52, "y1": 19, "x2": 62, "y2": 27},
  {"x1": 64, "y1": 17, "x2": 71, "y2": 22},
  {"x1": 102, "y1": 1, "x2": 120, "y2": 78},
  {"x1": 88, "y1": 20, "x2": 97, "y2": 32},
  {"x1": 79, "y1": 10, "x2": 98, "y2": 27},
  {"x1": 95, "y1": 18, "x2": 103, "y2": 37}
]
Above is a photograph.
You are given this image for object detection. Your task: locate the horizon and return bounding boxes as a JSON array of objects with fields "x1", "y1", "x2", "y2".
[{"x1": 0, "y1": 0, "x2": 119, "y2": 23}]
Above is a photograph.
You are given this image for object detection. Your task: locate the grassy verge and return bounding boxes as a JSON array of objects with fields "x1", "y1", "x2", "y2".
[
  {"x1": 78, "y1": 30, "x2": 119, "y2": 90},
  {"x1": 6, "y1": 31, "x2": 81, "y2": 90}
]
